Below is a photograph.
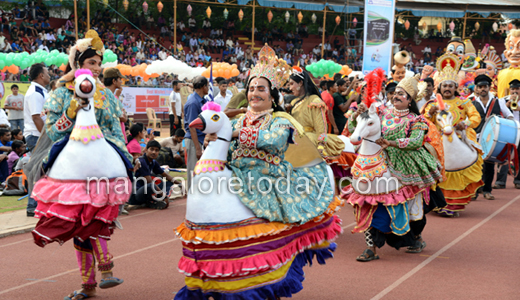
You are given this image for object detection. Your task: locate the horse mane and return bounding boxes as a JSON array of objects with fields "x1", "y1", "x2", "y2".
[
  {"x1": 363, "y1": 68, "x2": 385, "y2": 108},
  {"x1": 202, "y1": 102, "x2": 221, "y2": 112},
  {"x1": 75, "y1": 69, "x2": 93, "y2": 77},
  {"x1": 436, "y1": 94, "x2": 446, "y2": 111}
]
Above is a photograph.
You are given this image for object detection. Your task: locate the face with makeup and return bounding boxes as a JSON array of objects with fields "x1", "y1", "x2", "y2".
[
  {"x1": 440, "y1": 81, "x2": 457, "y2": 100},
  {"x1": 446, "y1": 41, "x2": 465, "y2": 60},
  {"x1": 392, "y1": 87, "x2": 411, "y2": 110},
  {"x1": 247, "y1": 77, "x2": 274, "y2": 112},
  {"x1": 80, "y1": 55, "x2": 103, "y2": 79},
  {"x1": 504, "y1": 33, "x2": 520, "y2": 66}
]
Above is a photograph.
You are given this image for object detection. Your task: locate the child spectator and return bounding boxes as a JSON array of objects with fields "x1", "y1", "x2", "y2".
[
  {"x1": 3, "y1": 84, "x2": 25, "y2": 131},
  {"x1": 7, "y1": 140, "x2": 24, "y2": 175},
  {"x1": 126, "y1": 123, "x2": 145, "y2": 160}
]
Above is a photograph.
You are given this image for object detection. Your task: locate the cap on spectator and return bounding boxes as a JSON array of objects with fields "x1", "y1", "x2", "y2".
[
  {"x1": 509, "y1": 79, "x2": 520, "y2": 88},
  {"x1": 104, "y1": 68, "x2": 127, "y2": 80},
  {"x1": 475, "y1": 74, "x2": 492, "y2": 86}
]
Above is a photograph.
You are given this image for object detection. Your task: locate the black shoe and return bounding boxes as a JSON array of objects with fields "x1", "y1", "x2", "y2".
[
  {"x1": 27, "y1": 211, "x2": 35, "y2": 217},
  {"x1": 492, "y1": 184, "x2": 505, "y2": 189},
  {"x1": 148, "y1": 200, "x2": 168, "y2": 210}
]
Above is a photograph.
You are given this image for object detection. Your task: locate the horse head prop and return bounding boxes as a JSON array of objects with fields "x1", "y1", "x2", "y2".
[
  {"x1": 186, "y1": 102, "x2": 255, "y2": 224},
  {"x1": 350, "y1": 104, "x2": 381, "y2": 153}
]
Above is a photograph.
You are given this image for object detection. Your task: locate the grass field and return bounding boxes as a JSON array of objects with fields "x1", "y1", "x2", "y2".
[{"x1": 0, "y1": 195, "x2": 28, "y2": 213}]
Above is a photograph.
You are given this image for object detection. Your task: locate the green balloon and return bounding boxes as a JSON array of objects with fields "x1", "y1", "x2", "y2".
[
  {"x1": 0, "y1": 61, "x2": 5, "y2": 69},
  {"x1": 317, "y1": 67, "x2": 324, "y2": 76},
  {"x1": 5, "y1": 55, "x2": 13, "y2": 66}
]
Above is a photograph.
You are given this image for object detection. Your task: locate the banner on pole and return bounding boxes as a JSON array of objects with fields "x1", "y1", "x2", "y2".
[{"x1": 362, "y1": 0, "x2": 396, "y2": 76}]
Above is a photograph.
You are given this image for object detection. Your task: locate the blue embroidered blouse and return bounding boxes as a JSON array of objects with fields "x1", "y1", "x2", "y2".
[{"x1": 228, "y1": 112, "x2": 334, "y2": 224}]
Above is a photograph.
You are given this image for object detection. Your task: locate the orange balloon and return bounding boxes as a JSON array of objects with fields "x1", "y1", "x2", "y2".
[
  {"x1": 231, "y1": 64, "x2": 238, "y2": 69},
  {"x1": 59, "y1": 64, "x2": 67, "y2": 72},
  {"x1": 151, "y1": 73, "x2": 161, "y2": 78},
  {"x1": 223, "y1": 69, "x2": 231, "y2": 78},
  {"x1": 1, "y1": 66, "x2": 8, "y2": 72},
  {"x1": 8, "y1": 65, "x2": 19, "y2": 74},
  {"x1": 215, "y1": 69, "x2": 223, "y2": 77},
  {"x1": 131, "y1": 67, "x2": 140, "y2": 77},
  {"x1": 231, "y1": 69, "x2": 240, "y2": 77},
  {"x1": 202, "y1": 69, "x2": 210, "y2": 78},
  {"x1": 142, "y1": 74, "x2": 151, "y2": 82}
]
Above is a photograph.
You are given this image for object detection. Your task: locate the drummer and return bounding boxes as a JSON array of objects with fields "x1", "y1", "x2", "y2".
[
  {"x1": 472, "y1": 74, "x2": 514, "y2": 200},
  {"x1": 495, "y1": 79, "x2": 520, "y2": 190}
]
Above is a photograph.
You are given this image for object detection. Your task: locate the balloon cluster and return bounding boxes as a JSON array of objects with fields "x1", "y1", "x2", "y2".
[
  {"x1": 0, "y1": 50, "x2": 68, "y2": 72},
  {"x1": 102, "y1": 49, "x2": 118, "y2": 65},
  {"x1": 202, "y1": 62, "x2": 240, "y2": 79},
  {"x1": 0, "y1": 49, "x2": 118, "y2": 74},
  {"x1": 115, "y1": 63, "x2": 160, "y2": 82},
  {"x1": 305, "y1": 60, "x2": 343, "y2": 78}
]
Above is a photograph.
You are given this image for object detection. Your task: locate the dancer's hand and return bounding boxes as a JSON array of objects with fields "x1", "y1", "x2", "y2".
[
  {"x1": 204, "y1": 133, "x2": 218, "y2": 147},
  {"x1": 454, "y1": 123, "x2": 466, "y2": 131},
  {"x1": 353, "y1": 103, "x2": 367, "y2": 119},
  {"x1": 428, "y1": 105, "x2": 439, "y2": 116},
  {"x1": 375, "y1": 138, "x2": 391, "y2": 149}
]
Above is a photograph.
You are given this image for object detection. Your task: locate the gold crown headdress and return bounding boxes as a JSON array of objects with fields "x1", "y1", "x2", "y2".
[
  {"x1": 249, "y1": 45, "x2": 291, "y2": 89},
  {"x1": 436, "y1": 53, "x2": 461, "y2": 85},
  {"x1": 397, "y1": 74, "x2": 419, "y2": 100}
]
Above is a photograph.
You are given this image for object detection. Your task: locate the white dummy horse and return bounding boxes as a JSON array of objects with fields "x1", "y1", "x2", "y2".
[
  {"x1": 186, "y1": 106, "x2": 335, "y2": 225},
  {"x1": 348, "y1": 105, "x2": 423, "y2": 220},
  {"x1": 48, "y1": 71, "x2": 127, "y2": 180},
  {"x1": 434, "y1": 109, "x2": 478, "y2": 171},
  {"x1": 349, "y1": 104, "x2": 401, "y2": 195}
]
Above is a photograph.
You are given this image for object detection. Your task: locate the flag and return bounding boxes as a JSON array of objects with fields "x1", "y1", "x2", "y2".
[{"x1": 207, "y1": 63, "x2": 214, "y2": 102}]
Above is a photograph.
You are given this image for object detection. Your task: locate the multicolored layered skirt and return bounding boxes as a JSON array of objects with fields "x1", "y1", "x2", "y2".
[
  {"x1": 174, "y1": 198, "x2": 344, "y2": 299},
  {"x1": 32, "y1": 177, "x2": 131, "y2": 247}
]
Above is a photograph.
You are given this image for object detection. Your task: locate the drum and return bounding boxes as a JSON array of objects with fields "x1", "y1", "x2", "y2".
[{"x1": 480, "y1": 116, "x2": 520, "y2": 163}]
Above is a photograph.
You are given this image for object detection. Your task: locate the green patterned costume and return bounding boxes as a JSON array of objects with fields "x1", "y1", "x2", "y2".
[{"x1": 347, "y1": 108, "x2": 442, "y2": 189}]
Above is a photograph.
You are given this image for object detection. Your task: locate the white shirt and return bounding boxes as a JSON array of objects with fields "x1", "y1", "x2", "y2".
[
  {"x1": 416, "y1": 93, "x2": 436, "y2": 112},
  {"x1": 213, "y1": 92, "x2": 232, "y2": 109},
  {"x1": 169, "y1": 91, "x2": 182, "y2": 116},
  {"x1": 24, "y1": 82, "x2": 48, "y2": 137},
  {"x1": 158, "y1": 50, "x2": 167, "y2": 60},
  {"x1": 0, "y1": 109, "x2": 9, "y2": 126},
  {"x1": 474, "y1": 93, "x2": 513, "y2": 120},
  {"x1": 423, "y1": 47, "x2": 431, "y2": 53},
  {"x1": 5, "y1": 93, "x2": 24, "y2": 120},
  {"x1": 38, "y1": 45, "x2": 49, "y2": 52}
]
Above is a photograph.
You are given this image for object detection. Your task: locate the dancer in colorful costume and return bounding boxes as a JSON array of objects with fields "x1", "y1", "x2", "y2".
[
  {"x1": 174, "y1": 45, "x2": 343, "y2": 299},
  {"x1": 342, "y1": 69, "x2": 443, "y2": 261},
  {"x1": 30, "y1": 31, "x2": 133, "y2": 300},
  {"x1": 424, "y1": 53, "x2": 484, "y2": 216},
  {"x1": 286, "y1": 66, "x2": 356, "y2": 181}
]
